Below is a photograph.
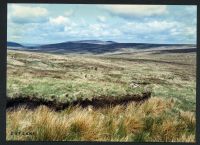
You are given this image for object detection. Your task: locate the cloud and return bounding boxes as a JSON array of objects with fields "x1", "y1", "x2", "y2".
[
  {"x1": 185, "y1": 6, "x2": 197, "y2": 14},
  {"x1": 64, "y1": 10, "x2": 74, "y2": 17},
  {"x1": 89, "y1": 23, "x2": 107, "y2": 31},
  {"x1": 124, "y1": 20, "x2": 179, "y2": 34},
  {"x1": 87, "y1": 23, "x2": 122, "y2": 38},
  {"x1": 97, "y1": 16, "x2": 107, "y2": 22},
  {"x1": 185, "y1": 27, "x2": 196, "y2": 36},
  {"x1": 122, "y1": 19, "x2": 196, "y2": 44},
  {"x1": 49, "y1": 16, "x2": 71, "y2": 25},
  {"x1": 9, "y1": 5, "x2": 48, "y2": 24},
  {"x1": 170, "y1": 26, "x2": 196, "y2": 38},
  {"x1": 48, "y1": 15, "x2": 77, "y2": 34},
  {"x1": 7, "y1": 4, "x2": 196, "y2": 44},
  {"x1": 10, "y1": 35, "x2": 22, "y2": 40},
  {"x1": 102, "y1": 5, "x2": 167, "y2": 17}
]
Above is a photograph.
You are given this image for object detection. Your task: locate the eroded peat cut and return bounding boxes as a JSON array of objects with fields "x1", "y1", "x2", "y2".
[{"x1": 7, "y1": 92, "x2": 151, "y2": 111}]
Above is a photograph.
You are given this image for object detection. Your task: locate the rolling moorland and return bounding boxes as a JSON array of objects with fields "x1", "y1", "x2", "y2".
[{"x1": 6, "y1": 41, "x2": 196, "y2": 141}]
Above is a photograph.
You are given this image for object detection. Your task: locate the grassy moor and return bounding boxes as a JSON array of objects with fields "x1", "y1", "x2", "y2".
[{"x1": 7, "y1": 47, "x2": 196, "y2": 141}]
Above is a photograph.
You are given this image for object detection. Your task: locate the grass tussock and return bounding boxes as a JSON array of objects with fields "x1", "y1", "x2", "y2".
[{"x1": 6, "y1": 97, "x2": 195, "y2": 142}]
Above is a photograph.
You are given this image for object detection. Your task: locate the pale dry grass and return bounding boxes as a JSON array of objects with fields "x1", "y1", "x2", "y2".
[{"x1": 6, "y1": 97, "x2": 195, "y2": 142}]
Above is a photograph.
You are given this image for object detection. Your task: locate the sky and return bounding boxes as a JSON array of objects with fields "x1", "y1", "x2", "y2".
[{"x1": 7, "y1": 4, "x2": 197, "y2": 44}]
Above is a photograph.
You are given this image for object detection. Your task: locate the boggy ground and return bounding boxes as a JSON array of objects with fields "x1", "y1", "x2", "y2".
[{"x1": 6, "y1": 48, "x2": 196, "y2": 141}]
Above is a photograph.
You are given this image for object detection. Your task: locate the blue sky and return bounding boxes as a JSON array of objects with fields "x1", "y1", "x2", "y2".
[{"x1": 7, "y1": 4, "x2": 197, "y2": 44}]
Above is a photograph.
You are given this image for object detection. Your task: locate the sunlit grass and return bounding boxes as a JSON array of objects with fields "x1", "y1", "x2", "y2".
[{"x1": 6, "y1": 97, "x2": 195, "y2": 141}]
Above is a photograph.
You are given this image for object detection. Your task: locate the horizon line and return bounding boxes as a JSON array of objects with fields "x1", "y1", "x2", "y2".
[{"x1": 7, "y1": 40, "x2": 197, "y2": 46}]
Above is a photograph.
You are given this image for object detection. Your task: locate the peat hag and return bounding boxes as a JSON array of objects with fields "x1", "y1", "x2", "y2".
[{"x1": 7, "y1": 92, "x2": 151, "y2": 111}]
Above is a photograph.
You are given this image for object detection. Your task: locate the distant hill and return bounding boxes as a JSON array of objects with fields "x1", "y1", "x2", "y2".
[
  {"x1": 7, "y1": 40, "x2": 196, "y2": 54},
  {"x1": 37, "y1": 40, "x2": 195, "y2": 54},
  {"x1": 67, "y1": 40, "x2": 117, "y2": 45},
  {"x1": 7, "y1": 42, "x2": 24, "y2": 47}
]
